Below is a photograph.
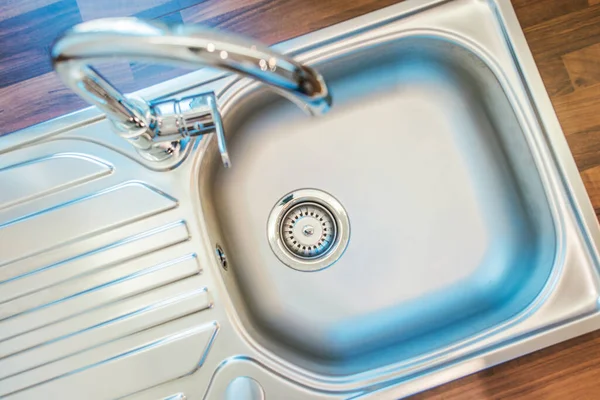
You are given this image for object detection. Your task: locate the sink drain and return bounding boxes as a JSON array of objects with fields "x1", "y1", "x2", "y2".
[
  {"x1": 268, "y1": 189, "x2": 350, "y2": 271},
  {"x1": 281, "y1": 202, "x2": 336, "y2": 259}
]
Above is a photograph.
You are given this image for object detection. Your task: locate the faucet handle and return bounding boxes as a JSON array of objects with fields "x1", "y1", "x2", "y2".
[{"x1": 149, "y1": 93, "x2": 230, "y2": 167}]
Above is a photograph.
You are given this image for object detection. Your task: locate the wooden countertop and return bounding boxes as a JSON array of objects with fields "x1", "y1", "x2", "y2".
[{"x1": 1, "y1": 0, "x2": 600, "y2": 398}]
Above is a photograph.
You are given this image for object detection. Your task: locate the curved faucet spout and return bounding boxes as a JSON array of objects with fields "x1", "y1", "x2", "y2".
[{"x1": 51, "y1": 18, "x2": 331, "y2": 165}]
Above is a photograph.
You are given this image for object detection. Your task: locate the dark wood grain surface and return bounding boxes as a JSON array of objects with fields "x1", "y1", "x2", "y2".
[{"x1": 1, "y1": 0, "x2": 600, "y2": 398}]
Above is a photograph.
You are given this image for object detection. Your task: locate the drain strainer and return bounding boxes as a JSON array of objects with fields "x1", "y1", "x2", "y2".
[
  {"x1": 281, "y1": 202, "x2": 336, "y2": 259},
  {"x1": 267, "y1": 189, "x2": 350, "y2": 271}
]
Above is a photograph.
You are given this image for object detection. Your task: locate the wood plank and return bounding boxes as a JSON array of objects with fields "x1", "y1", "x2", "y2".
[
  {"x1": 0, "y1": 48, "x2": 48, "y2": 87},
  {"x1": 413, "y1": 330, "x2": 600, "y2": 399},
  {"x1": 0, "y1": 0, "x2": 82, "y2": 88},
  {"x1": 0, "y1": 72, "x2": 86, "y2": 133},
  {"x1": 0, "y1": 61, "x2": 135, "y2": 134},
  {"x1": 133, "y1": 0, "x2": 204, "y2": 20},
  {"x1": 582, "y1": 166, "x2": 600, "y2": 217},
  {"x1": 129, "y1": 10, "x2": 190, "y2": 90},
  {"x1": 563, "y1": 43, "x2": 600, "y2": 89},
  {"x1": 529, "y1": 55, "x2": 574, "y2": 97},
  {"x1": 0, "y1": 0, "x2": 60, "y2": 23},
  {"x1": 563, "y1": 128, "x2": 600, "y2": 172},
  {"x1": 181, "y1": 0, "x2": 401, "y2": 44},
  {"x1": 515, "y1": 3, "x2": 600, "y2": 97},
  {"x1": 76, "y1": 0, "x2": 171, "y2": 20},
  {"x1": 522, "y1": 4, "x2": 600, "y2": 59},
  {"x1": 553, "y1": 83, "x2": 600, "y2": 138},
  {"x1": 511, "y1": 0, "x2": 588, "y2": 30}
]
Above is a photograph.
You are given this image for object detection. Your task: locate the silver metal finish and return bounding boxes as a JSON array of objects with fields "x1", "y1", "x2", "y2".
[
  {"x1": 224, "y1": 377, "x2": 265, "y2": 400},
  {"x1": 51, "y1": 18, "x2": 331, "y2": 166},
  {"x1": 3, "y1": 0, "x2": 600, "y2": 399},
  {"x1": 267, "y1": 189, "x2": 349, "y2": 271}
]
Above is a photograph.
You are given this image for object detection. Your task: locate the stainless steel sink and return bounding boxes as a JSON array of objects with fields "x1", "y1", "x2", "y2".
[
  {"x1": 2, "y1": 0, "x2": 600, "y2": 399},
  {"x1": 205, "y1": 35, "x2": 557, "y2": 374}
]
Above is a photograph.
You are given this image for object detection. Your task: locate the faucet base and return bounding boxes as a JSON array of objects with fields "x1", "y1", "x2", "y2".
[{"x1": 111, "y1": 93, "x2": 230, "y2": 166}]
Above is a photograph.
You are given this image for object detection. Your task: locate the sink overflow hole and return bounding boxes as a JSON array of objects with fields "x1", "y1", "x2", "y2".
[{"x1": 216, "y1": 244, "x2": 228, "y2": 271}]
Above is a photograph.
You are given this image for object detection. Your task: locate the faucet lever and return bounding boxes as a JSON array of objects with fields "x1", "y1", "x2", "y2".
[{"x1": 149, "y1": 93, "x2": 230, "y2": 166}]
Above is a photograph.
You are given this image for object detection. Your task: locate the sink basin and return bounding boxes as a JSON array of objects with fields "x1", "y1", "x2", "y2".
[
  {"x1": 203, "y1": 36, "x2": 556, "y2": 374},
  {"x1": 1, "y1": 0, "x2": 600, "y2": 399}
]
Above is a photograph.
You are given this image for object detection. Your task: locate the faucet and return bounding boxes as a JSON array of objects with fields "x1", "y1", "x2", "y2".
[{"x1": 51, "y1": 18, "x2": 331, "y2": 167}]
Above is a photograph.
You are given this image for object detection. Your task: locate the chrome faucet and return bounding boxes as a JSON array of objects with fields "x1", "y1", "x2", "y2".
[{"x1": 51, "y1": 18, "x2": 331, "y2": 167}]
